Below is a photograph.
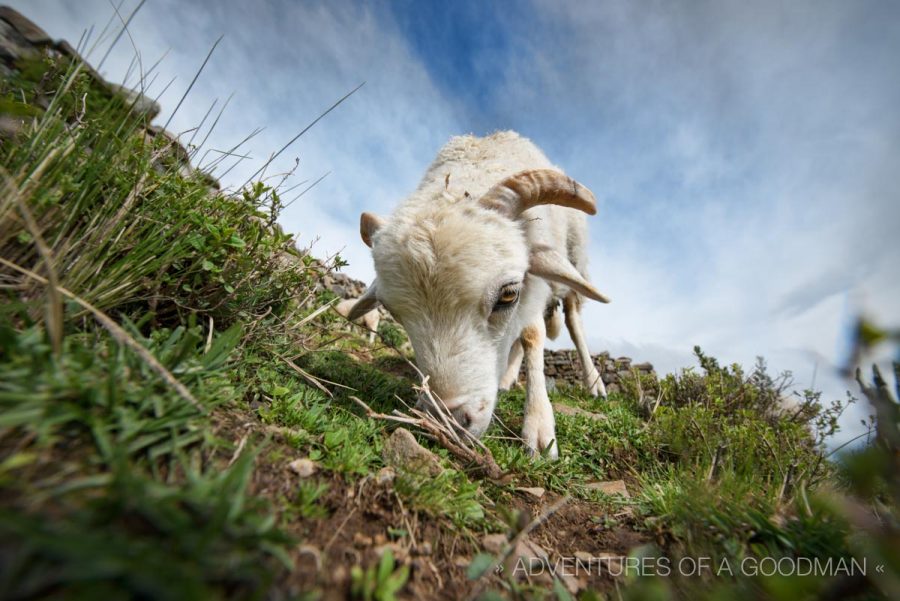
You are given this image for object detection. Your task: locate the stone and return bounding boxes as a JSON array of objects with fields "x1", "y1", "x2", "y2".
[
  {"x1": 574, "y1": 551, "x2": 594, "y2": 562},
  {"x1": 560, "y1": 571, "x2": 586, "y2": 595},
  {"x1": 54, "y1": 40, "x2": 104, "y2": 83},
  {"x1": 453, "y1": 556, "x2": 471, "y2": 568},
  {"x1": 147, "y1": 125, "x2": 191, "y2": 164},
  {"x1": 415, "y1": 541, "x2": 432, "y2": 555},
  {"x1": 382, "y1": 427, "x2": 443, "y2": 476},
  {"x1": 107, "y1": 82, "x2": 161, "y2": 119},
  {"x1": 585, "y1": 480, "x2": 630, "y2": 498},
  {"x1": 288, "y1": 458, "x2": 317, "y2": 478},
  {"x1": 545, "y1": 377, "x2": 557, "y2": 394},
  {"x1": 515, "y1": 486, "x2": 545, "y2": 499},
  {"x1": 482, "y1": 533, "x2": 507, "y2": 553},
  {"x1": 375, "y1": 542, "x2": 406, "y2": 561},
  {"x1": 0, "y1": 114, "x2": 25, "y2": 138},
  {"x1": 0, "y1": 8, "x2": 52, "y2": 44},
  {"x1": 375, "y1": 466, "x2": 396, "y2": 485},
  {"x1": 353, "y1": 532, "x2": 372, "y2": 547},
  {"x1": 554, "y1": 403, "x2": 608, "y2": 421},
  {"x1": 505, "y1": 538, "x2": 551, "y2": 583},
  {"x1": 0, "y1": 19, "x2": 38, "y2": 62}
]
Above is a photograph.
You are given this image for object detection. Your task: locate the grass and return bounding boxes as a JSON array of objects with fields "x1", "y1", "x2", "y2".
[{"x1": 1, "y1": 26, "x2": 897, "y2": 601}]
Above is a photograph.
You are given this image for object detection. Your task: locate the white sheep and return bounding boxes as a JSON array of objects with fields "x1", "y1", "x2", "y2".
[
  {"x1": 334, "y1": 297, "x2": 380, "y2": 343},
  {"x1": 349, "y1": 131, "x2": 609, "y2": 458}
]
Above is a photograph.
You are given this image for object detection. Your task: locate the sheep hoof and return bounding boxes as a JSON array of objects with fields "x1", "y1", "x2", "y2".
[{"x1": 522, "y1": 417, "x2": 559, "y2": 460}]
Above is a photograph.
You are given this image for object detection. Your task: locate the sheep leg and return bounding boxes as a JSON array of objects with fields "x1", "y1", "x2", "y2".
[
  {"x1": 563, "y1": 291, "x2": 607, "y2": 398},
  {"x1": 499, "y1": 339, "x2": 524, "y2": 390},
  {"x1": 520, "y1": 319, "x2": 559, "y2": 459},
  {"x1": 364, "y1": 312, "x2": 379, "y2": 345}
]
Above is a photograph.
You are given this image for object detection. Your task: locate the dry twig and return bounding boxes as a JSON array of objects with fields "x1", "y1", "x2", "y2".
[{"x1": 351, "y1": 390, "x2": 505, "y2": 481}]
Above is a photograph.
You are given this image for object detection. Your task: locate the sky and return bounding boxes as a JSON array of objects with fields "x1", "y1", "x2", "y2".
[{"x1": 9, "y1": 0, "x2": 900, "y2": 447}]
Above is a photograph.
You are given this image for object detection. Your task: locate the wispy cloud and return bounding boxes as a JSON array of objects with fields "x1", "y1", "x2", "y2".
[{"x1": 480, "y1": 1, "x2": 900, "y2": 443}]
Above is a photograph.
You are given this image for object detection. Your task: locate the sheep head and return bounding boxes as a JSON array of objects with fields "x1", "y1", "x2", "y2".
[{"x1": 352, "y1": 169, "x2": 608, "y2": 437}]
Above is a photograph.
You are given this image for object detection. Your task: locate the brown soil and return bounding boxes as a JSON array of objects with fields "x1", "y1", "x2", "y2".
[{"x1": 211, "y1": 350, "x2": 648, "y2": 600}]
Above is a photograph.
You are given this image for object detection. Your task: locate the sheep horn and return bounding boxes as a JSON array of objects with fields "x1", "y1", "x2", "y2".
[{"x1": 478, "y1": 169, "x2": 597, "y2": 219}]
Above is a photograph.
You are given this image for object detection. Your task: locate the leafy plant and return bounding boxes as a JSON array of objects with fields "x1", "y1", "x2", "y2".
[{"x1": 350, "y1": 549, "x2": 410, "y2": 601}]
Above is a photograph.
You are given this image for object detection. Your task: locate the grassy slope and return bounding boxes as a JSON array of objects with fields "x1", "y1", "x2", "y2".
[{"x1": 1, "y1": 43, "x2": 897, "y2": 601}]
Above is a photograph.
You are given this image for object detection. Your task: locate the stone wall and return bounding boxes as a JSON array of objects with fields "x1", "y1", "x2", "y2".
[
  {"x1": 522, "y1": 350, "x2": 656, "y2": 394},
  {"x1": 321, "y1": 271, "x2": 368, "y2": 299}
]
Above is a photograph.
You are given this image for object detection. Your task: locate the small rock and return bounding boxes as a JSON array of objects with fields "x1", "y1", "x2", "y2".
[
  {"x1": 374, "y1": 542, "x2": 406, "y2": 561},
  {"x1": 375, "y1": 466, "x2": 396, "y2": 485},
  {"x1": 288, "y1": 458, "x2": 318, "y2": 478},
  {"x1": 585, "y1": 480, "x2": 630, "y2": 498},
  {"x1": 515, "y1": 486, "x2": 545, "y2": 499},
  {"x1": 373, "y1": 533, "x2": 387, "y2": 546},
  {"x1": 332, "y1": 565, "x2": 348, "y2": 583},
  {"x1": 554, "y1": 403, "x2": 608, "y2": 421},
  {"x1": 382, "y1": 428, "x2": 443, "y2": 476},
  {"x1": 505, "y1": 538, "x2": 551, "y2": 583},
  {"x1": 0, "y1": 7, "x2": 52, "y2": 44},
  {"x1": 415, "y1": 541, "x2": 432, "y2": 556},
  {"x1": 482, "y1": 533, "x2": 507, "y2": 553},
  {"x1": 597, "y1": 552, "x2": 623, "y2": 575},
  {"x1": 453, "y1": 555, "x2": 471, "y2": 568},
  {"x1": 107, "y1": 83, "x2": 161, "y2": 119},
  {"x1": 574, "y1": 551, "x2": 594, "y2": 562},
  {"x1": 545, "y1": 377, "x2": 558, "y2": 393},
  {"x1": 0, "y1": 115, "x2": 25, "y2": 139},
  {"x1": 0, "y1": 20, "x2": 37, "y2": 62},
  {"x1": 353, "y1": 532, "x2": 372, "y2": 547},
  {"x1": 560, "y1": 571, "x2": 586, "y2": 595}
]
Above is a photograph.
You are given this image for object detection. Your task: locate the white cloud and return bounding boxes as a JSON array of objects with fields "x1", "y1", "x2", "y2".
[
  {"x1": 495, "y1": 0, "x2": 900, "y2": 445},
  {"x1": 10, "y1": 0, "x2": 462, "y2": 283}
]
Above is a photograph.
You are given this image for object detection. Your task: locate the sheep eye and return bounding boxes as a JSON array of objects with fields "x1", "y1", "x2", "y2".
[{"x1": 493, "y1": 285, "x2": 520, "y2": 311}]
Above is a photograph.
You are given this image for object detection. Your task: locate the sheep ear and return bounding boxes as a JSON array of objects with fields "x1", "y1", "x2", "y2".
[
  {"x1": 360, "y1": 212, "x2": 386, "y2": 248},
  {"x1": 347, "y1": 280, "x2": 382, "y2": 320},
  {"x1": 528, "y1": 246, "x2": 610, "y2": 303},
  {"x1": 478, "y1": 169, "x2": 597, "y2": 219}
]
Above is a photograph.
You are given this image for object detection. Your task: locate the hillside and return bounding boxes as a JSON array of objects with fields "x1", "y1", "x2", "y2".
[{"x1": 1, "y1": 9, "x2": 897, "y2": 601}]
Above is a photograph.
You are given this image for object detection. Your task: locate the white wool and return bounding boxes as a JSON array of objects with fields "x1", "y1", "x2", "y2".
[{"x1": 358, "y1": 131, "x2": 608, "y2": 459}]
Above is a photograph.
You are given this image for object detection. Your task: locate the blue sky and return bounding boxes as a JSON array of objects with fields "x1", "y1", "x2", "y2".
[{"x1": 10, "y1": 0, "x2": 900, "y2": 446}]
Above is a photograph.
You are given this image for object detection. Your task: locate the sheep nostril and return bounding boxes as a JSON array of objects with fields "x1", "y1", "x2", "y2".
[{"x1": 458, "y1": 412, "x2": 472, "y2": 429}]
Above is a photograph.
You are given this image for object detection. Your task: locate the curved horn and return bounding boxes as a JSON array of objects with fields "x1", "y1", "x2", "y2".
[
  {"x1": 478, "y1": 169, "x2": 597, "y2": 219},
  {"x1": 347, "y1": 280, "x2": 381, "y2": 320}
]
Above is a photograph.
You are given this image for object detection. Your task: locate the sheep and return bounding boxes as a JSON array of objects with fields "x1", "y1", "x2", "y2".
[
  {"x1": 334, "y1": 297, "x2": 380, "y2": 343},
  {"x1": 349, "y1": 131, "x2": 609, "y2": 459}
]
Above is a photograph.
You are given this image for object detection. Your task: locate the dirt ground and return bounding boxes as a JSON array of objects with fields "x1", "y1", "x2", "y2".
[{"x1": 233, "y1": 406, "x2": 649, "y2": 600}]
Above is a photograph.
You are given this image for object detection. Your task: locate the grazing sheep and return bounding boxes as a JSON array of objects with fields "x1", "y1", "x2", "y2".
[
  {"x1": 350, "y1": 131, "x2": 609, "y2": 458},
  {"x1": 334, "y1": 297, "x2": 380, "y2": 343}
]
